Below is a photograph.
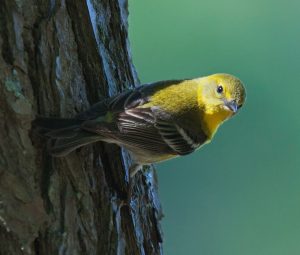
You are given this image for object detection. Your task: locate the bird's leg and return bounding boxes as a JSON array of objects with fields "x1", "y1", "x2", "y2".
[
  {"x1": 126, "y1": 163, "x2": 142, "y2": 205},
  {"x1": 129, "y1": 163, "x2": 142, "y2": 178}
]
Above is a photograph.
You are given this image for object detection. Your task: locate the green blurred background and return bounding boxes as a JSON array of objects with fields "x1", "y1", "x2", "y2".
[{"x1": 128, "y1": 0, "x2": 300, "y2": 254}]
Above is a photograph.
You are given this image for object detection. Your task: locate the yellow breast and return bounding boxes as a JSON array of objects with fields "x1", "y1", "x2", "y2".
[{"x1": 202, "y1": 110, "x2": 232, "y2": 139}]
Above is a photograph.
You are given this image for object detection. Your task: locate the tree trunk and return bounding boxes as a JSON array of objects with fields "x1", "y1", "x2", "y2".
[{"x1": 0, "y1": 1, "x2": 163, "y2": 254}]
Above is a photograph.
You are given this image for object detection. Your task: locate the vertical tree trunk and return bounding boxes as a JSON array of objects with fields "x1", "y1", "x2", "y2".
[{"x1": 0, "y1": 1, "x2": 163, "y2": 254}]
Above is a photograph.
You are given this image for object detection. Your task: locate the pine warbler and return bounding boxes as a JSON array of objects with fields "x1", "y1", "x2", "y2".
[{"x1": 36, "y1": 73, "x2": 246, "y2": 176}]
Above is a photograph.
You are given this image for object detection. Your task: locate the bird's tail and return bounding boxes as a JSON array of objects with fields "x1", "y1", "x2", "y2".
[{"x1": 33, "y1": 117, "x2": 103, "y2": 156}]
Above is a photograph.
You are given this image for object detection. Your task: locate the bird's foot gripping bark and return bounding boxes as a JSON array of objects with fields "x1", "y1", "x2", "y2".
[{"x1": 124, "y1": 163, "x2": 141, "y2": 206}]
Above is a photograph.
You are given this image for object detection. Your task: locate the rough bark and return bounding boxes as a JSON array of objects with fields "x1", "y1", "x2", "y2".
[{"x1": 0, "y1": 1, "x2": 163, "y2": 254}]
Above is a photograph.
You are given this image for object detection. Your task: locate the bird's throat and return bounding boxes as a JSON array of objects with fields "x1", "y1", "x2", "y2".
[{"x1": 202, "y1": 108, "x2": 232, "y2": 138}]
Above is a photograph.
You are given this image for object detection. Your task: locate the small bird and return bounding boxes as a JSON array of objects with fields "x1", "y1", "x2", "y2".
[{"x1": 35, "y1": 73, "x2": 246, "y2": 176}]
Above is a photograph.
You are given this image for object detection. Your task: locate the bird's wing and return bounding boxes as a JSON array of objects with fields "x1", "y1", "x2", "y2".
[
  {"x1": 79, "y1": 80, "x2": 207, "y2": 156},
  {"x1": 82, "y1": 106, "x2": 204, "y2": 156},
  {"x1": 119, "y1": 105, "x2": 208, "y2": 155}
]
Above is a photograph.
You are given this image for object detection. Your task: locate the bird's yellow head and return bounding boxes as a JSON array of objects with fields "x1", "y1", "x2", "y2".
[
  {"x1": 198, "y1": 73, "x2": 246, "y2": 137},
  {"x1": 199, "y1": 73, "x2": 246, "y2": 114}
]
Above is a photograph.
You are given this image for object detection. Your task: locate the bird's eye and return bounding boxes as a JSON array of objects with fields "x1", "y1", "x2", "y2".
[{"x1": 217, "y1": 85, "x2": 223, "y2": 94}]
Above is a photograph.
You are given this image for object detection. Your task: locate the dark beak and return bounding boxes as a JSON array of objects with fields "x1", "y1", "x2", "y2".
[{"x1": 224, "y1": 100, "x2": 238, "y2": 113}]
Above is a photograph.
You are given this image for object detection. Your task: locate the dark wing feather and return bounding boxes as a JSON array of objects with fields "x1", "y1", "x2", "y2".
[
  {"x1": 118, "y1": 108, "x2": 200, "y2": 155},
  {"x1": 76, "y1": 87, "x2": 149, "y2": 120},
  {"x1": 115, "y1": 108, "x2": 173, "y2": 154},
  {"x1": 83, "y1": 107, "x2": 203, "y2": 156},
  {"x1": 155, "y1": 119, "x2": 200, "y2": 155}
]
